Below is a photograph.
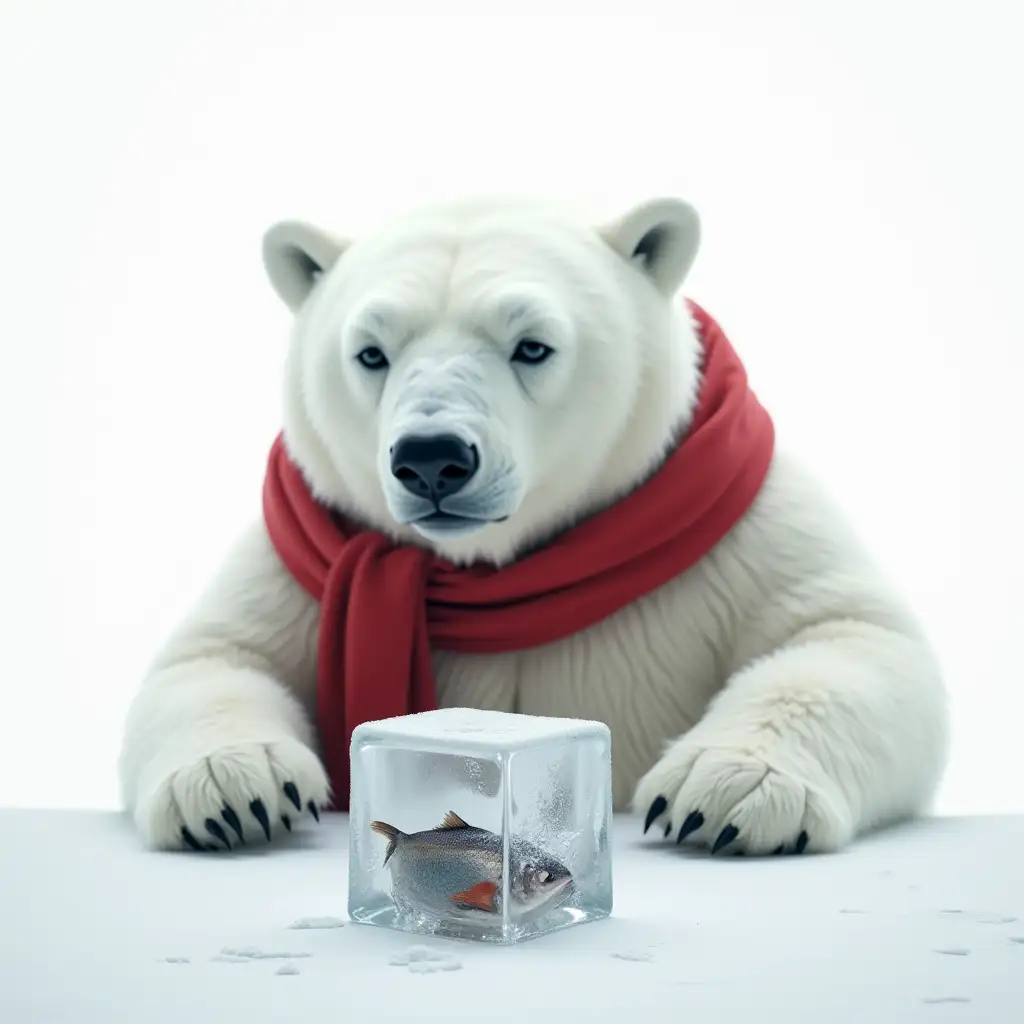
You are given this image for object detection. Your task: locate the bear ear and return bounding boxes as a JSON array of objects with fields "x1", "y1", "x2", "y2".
[
  {"x1": 262, "y1": 219, "x2": 350, "y2": 311},
  {"x1": 599, "y1": 198, "x2": 701, "y2": 296}
]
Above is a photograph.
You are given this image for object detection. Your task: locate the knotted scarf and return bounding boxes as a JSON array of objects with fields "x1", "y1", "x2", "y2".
[{"x1": 262, "y1": 301, "x2": 774, "y2": 809}]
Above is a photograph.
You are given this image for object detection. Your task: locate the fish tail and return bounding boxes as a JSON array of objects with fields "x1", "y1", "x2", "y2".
[{"x1": 369, "y1": 820, "x2": 404, "y2": 865}]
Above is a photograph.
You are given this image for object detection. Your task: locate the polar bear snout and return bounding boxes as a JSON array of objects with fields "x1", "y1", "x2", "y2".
[
  {"x1": 390, "y1": 434, "x2": 480, "y2": 503},
  {"x1": 385, "y1": 426, "x2": 520, "y2": 539},
  {"x1": 376, "y1": 351, "x2": 527, "y2": 542}
]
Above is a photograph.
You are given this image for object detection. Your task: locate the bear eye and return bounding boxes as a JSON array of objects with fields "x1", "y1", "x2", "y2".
[
  {"x1": 356, "y1": 346, "x2": 389, "y2": 371},
  {"x1": 511, "y1": 339, "x2": 554, "y2": 365}
]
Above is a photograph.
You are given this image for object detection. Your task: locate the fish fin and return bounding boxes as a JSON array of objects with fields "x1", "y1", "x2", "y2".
[
  {"x1": 451, "y1": 880, "x2": 498, "y2": 912},
  {"x1": 369, "y1": 820, "x2": 403, "y2": 866},
  {"x1": 435, "y1": 810, "x2": 472, "y2": 831}
]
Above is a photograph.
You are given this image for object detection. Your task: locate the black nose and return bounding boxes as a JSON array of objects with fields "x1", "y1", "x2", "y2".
[{"x1": 390, "y1": 434, "x2": 479, "y2": 503}]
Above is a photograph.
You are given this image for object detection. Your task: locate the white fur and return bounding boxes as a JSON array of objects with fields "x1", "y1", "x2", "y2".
[{"x1": 119, "y1": 195, "x2": 948, "y2": 855}]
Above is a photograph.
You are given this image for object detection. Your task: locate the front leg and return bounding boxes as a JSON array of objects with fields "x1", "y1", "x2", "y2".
[
  {"x1": 119, "y1": 521, "x2": 330, "y2": 851},
  {"x1": 633, "y1": 620, "x2": 948, "y2": 855}
]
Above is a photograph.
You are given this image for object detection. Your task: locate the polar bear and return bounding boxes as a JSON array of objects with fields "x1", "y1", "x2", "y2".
[{"x1": 118, "y1": 195, "x2": 948, "y2": 857}]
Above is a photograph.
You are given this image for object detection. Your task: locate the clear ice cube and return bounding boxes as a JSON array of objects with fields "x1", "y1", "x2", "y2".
[{"x1": 348, "y1": 707, "x2": 613, "y2": 944}]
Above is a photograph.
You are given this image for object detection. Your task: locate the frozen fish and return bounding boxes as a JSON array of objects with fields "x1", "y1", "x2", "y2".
[{"x1": 370, "y1": 810, "x2": 573, "y2": 919}]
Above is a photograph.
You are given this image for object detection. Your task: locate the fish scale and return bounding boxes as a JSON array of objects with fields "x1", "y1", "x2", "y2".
[
  {"x1": 392, "y1": 831, "x2": 505, "y2": 916},
  {"x1": 370, "y1": 810, "x2": 574, "y2": 921}
]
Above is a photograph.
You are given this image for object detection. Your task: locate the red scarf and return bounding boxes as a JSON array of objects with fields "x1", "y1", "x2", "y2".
[{"x1": 262, "y1": 301, "x2": 773, "y2": 810}]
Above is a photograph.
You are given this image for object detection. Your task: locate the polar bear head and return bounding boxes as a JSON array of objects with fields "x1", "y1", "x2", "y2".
[{"x1": 262, "y1": 196, "x2": 704, "y2": 566}]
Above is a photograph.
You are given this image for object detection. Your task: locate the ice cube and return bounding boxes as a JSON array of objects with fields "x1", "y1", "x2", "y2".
[{"x1": 348, "y1": 707, "x2": 613, "y2": 944}]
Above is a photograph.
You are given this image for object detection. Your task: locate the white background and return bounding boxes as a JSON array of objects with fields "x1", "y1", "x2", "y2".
[{"x1": 2, "y1": 0, "x2": 1021, "y2": 815}]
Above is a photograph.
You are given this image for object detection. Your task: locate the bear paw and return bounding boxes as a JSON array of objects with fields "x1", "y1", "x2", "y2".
[
  {"x1": 133, "y1": 737, "x2": 330, "y2": 852},
  {"x1": 632, "y1": 733, "x2": 854, "y2": 856}
]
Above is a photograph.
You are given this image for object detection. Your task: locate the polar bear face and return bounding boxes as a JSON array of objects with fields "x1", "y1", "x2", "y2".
[{"x1": 263, "y1": 196, "x2": 704, "y2": 566}]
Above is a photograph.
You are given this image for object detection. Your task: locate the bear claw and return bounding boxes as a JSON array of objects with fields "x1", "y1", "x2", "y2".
[
  {"x1": 221, "y1": 806, "x2": 245, "y2": 844},
  {"x1": 643, "y1": 796, "x2": 668, "y2": 834},
  {"x1": 283, "y1": 782, "x2": 302, "y2": 812},
  {"x1": 250, "y1": 799, "x2": 272, "y2": 841},
  {"x1": 204, "y1": 818, "x2": 232, "y2": 850},
  {"x1": 676, "y1": 810, "x2": 705, "y2": 844},
  {"x1": 181, "y1": 827, "x2": 204, "y2": 852},
  {"x1": 711, "y1": 825, "x2": 739, "y2": 854}
]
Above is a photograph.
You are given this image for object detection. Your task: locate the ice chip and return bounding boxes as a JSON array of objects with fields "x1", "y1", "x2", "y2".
[
  {"x1": 403, "y1": 945, "x2": 436, "y2": 962},
  {"x1": 288, "y1": 916, "x2": 346, "y2": 930},
  {"x1": 348, "y1": 708, "x2": 613, "y2": 944}
]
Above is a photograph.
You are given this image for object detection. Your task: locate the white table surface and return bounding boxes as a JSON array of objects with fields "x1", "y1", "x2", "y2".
[{"x1": 1, "y1": 810, "x2": 1022, "y2": 1022}]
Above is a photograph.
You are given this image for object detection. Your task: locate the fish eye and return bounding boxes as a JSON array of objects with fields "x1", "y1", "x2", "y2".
[{"x1": 538, "y1": 870, "x2": 551, "y2": 885}]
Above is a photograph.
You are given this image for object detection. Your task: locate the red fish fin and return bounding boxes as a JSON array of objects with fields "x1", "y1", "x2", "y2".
[
  {"x1": 369, "y1": 820, "x2": 402, "y2": 866},
  {"x1": 451, "y1": 880, "x2": 498, "y2": 912},
  {"x1": 435, "y1": 811, "x2": 471, "y2": 830}
]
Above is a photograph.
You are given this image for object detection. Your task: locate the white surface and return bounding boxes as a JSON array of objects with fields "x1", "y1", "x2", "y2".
[
  {"x1": 1, "y1": 811, "x2": 1021, "y2": 1022},
  {"x1": 3, "y1": 2, "x2": 1024, "y2": 818},
  {"x1": 352, "y1": 707, "x2": 610, "y2": 752}
]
